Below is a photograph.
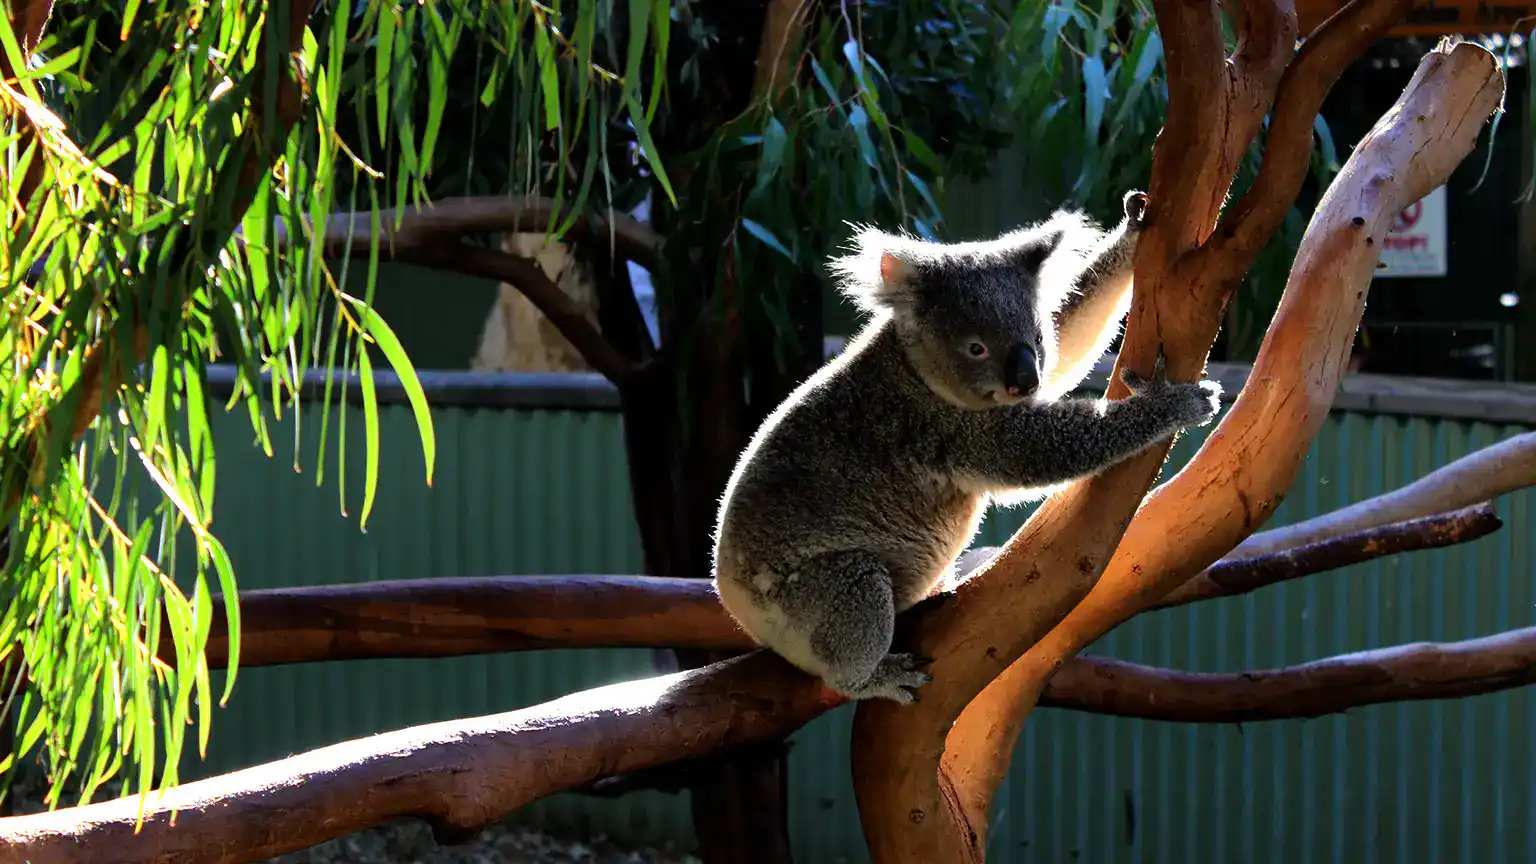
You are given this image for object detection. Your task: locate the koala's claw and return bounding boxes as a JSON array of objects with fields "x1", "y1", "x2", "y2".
[
  {"x1": 1123, "y1": 190, "x2": 1149, "y2": 229},
  {"x1": 1120, "y1": 350, "x2": 1222, "y2": 429},
  {"x1": 838, "y1": 652, "x2": 934, "y2": 704},
  {"x1": 1120, "y1": 348, "x2": 1169, "y2": 394}
]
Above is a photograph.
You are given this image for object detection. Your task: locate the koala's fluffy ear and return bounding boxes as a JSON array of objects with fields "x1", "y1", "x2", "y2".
[
  {"x1": 1005, "y1": 209, "x2": 1097, "y2": 273},
  {"x1": 827, "y1": 227, "x2": 921, "y2": 314},
  {"x1": 1008, "y1": 230, "x2": 1065, "y2": 274}
]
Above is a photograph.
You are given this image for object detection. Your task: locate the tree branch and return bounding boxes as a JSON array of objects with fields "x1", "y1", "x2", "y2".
[
  {"x1": 940, "y1": 38, "x2": 1505, "y2": 844},
  {"x1": 1039, "y1": 628, "x2": 1536, "y2": 722},
  {"x1": 279, "y1": 196, "x2": 664, "y2": 272},
  {"x1": 1192, "y1": 0, "x2": 1417, "y2": 280},
  {"x1": 1234, "y1": 430, "x2": 1536, "y2": 556},
  {"x1": 260, "y1": 196, "x2": 657, "y2": 384},
  {"x1": 182, "y1": 575, "x2": 744, "y2": 669},
  {"x1": 0, "y1": 653, "x2": 836, "y2": 864},
  {"x1": 165, "y1": 499, "x2": 1505, "y2": 672},
  {"x1": 411, "y1": 243, "x2": 635, "y2": 383},
  {"x1": 2, "y1": 496, "x2": 1502, "y2": 861},
  {"x1": 1153, "y1": 501, "x2": 1500, "y2": 607},
  {"x1": 752, "y1": 0, "x2": 812, "y2": 102}
]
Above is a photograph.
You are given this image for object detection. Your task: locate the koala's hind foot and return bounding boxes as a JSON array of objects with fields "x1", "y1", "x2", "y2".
[
  {"x1": 831, "y1": 651, "x2": 933, "y2": 704},
  {"x1": 761, "y1": 550, "x2": 932, "y2": 704}
]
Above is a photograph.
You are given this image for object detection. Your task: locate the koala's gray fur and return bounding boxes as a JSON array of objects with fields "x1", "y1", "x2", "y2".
[{"x1": 711, "y1": 191, "x2": 1223, "y2": 703}]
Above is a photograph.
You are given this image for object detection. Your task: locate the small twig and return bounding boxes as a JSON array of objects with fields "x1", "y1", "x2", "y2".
[
  {"x1": 1151, "y1": 501, "x2": 1502, "y2": 609},
  {"x1": 1040, "y1": 627, "x2": 1536, "y2": 722}
]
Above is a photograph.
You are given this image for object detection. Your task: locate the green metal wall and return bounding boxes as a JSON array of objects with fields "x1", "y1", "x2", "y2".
[{"x1": 184, "y1": 391, "x2": 1535, "y2": 862}]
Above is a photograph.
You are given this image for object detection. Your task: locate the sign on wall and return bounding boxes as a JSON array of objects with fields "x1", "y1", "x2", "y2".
[{"x1": 1377, "y1": 185, "x2": 1448, "y2": 278}]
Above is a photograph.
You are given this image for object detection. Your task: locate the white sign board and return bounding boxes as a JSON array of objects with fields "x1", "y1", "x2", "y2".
[{"x1": 1376, "y1": 185, "x2": 1448, "y2": 278}]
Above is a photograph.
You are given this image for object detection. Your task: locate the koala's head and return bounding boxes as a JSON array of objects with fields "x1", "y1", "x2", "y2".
[{"x1": 829, "y1": 214, "x2": 1091, "y2": 410}]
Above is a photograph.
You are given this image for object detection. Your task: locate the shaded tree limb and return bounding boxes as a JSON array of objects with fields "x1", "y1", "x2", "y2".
[
  {"x1": 1233, "y1": 430, "x2": 1536, "y2": 556},
  {"x1": 944, "y1": 38, "x2": 1506, "y2": 844},
  {"x1": 272, "y1": 195, "x2": 663, "y2": 271},
  {"x1": 752, "y1": 0, "x2": 812, "y2": 102},
  {"x1": 162, "y1": 501, "x2": 1504, "y2": 672},
  {"x1": 0, "y1": 502, "x2": 1514, "y2": 861},
  {"x1": 1151, "y1": 501, "x2": 1501, "y2": 608},
  {"x1": 847, "y1": 0, "x2": 1300, "y2": 857},
  {"x1": 1037, "y1": 627, "x2": 1536, "y2": 722},
  {"x1": 407, "y1": 242, "x2": 636, "y2": 384},
  {"x1": 258, "y1": 195, "x2": 664, "y2": 384}
]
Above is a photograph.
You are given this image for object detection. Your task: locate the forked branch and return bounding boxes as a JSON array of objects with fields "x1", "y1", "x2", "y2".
[
  {"x1": 847, "y1": 0, "x2": 1299, "y2": 855},
  {"x1": 943, "y1": 38, "x2": 1506, "y2": 846},
  {"x1": 1193, "y1": 0, "x2": 1419, "y2": 281},
  {"x1": 1234, "y1": 430, "x2": 1536, "y2": 555}
]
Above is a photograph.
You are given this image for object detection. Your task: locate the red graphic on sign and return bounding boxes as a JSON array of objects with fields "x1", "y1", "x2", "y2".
[{"x1": 1392, "y1": 201, "x2": 1422, "y2": 232}]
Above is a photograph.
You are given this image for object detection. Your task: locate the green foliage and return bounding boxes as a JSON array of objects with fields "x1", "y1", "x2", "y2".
[{"x1": 0, "y1": 0, "x2": 668, "y2": 809}]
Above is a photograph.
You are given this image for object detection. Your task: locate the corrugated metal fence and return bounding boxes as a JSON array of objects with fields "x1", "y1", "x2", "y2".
[{"x1": 184, "y1": 371, "x2": 1536, "y2": 863}]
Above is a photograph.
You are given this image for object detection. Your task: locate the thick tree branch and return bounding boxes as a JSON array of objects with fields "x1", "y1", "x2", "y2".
[
  {"x1": 0, "y1": 653, "x2": 836, "y2": 864},
  {"x1": 942, "y1": 39, "x2": 1505, "y2": 843},
  {"x1": 1038, "y1": 627, "x2": 1536, "y2": 722},
  {"x1": 414, "y1": 243, "x2": 635, "y2": 383},
  {"x1": 2, "y1": 496, "x2": 1506, "y2": 861},
  {"x1": 752, "y1": 0, "x2": 812, "y2": 101},
  {"x1": 1234, "y1": 430, "x2": 1536, "y2": 556},
  {"x1": 184, "y1": 575, "x2": 745, "y2": 668}
]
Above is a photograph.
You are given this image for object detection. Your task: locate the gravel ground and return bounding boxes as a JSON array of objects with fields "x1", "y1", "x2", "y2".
[
  {"x1": 9, "y1": 774, "x2": 702, "y2": 864},
  {"x1": 260, "y1": 818, "x2": 702, "y2": 864}
]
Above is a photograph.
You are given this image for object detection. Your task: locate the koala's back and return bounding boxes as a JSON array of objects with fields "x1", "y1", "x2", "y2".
[{"x1": 713, "y1": 323, "x2": 987, "y2": 611}]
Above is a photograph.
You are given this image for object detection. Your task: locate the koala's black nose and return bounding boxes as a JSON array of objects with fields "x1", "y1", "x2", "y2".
[{"x1": 1003, "y1": 344, "x2": 1039, "y2": 397}]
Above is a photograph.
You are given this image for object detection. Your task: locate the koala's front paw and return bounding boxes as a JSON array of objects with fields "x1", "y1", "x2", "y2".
[
  {"x1": 1121, "y1": 350, "x2": 1222, "y2": 429},
  {"x1": 837, "y1": 653, "x2": 933, "y2": 704},
  {"x1": 1122, "y1": 189, "x2": 1149, "y2": 231}
]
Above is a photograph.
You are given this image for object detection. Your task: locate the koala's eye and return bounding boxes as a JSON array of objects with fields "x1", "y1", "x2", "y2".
[{"x1": 965, "y1": 341, "x2": 989, "y2": 359}]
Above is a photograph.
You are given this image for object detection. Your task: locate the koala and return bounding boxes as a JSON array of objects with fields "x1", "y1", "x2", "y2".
[{"x1": 710, "y1": 190, "x2": 1222, "y2": 703}]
